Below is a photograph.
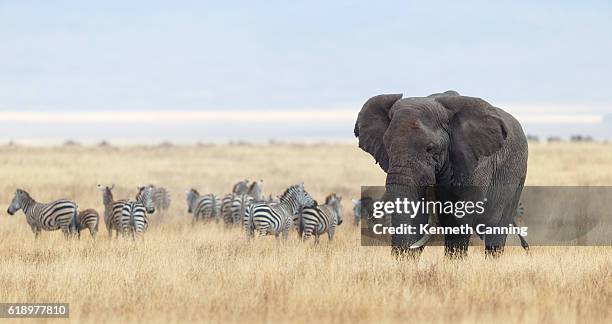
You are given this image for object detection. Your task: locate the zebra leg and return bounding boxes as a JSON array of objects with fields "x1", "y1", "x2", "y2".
[
  {"x1": 30, "y1": 225, "x2": 39, "y2": 239},
  {"x1": 314, "y1": 232, "x2": 321, "y2": 244},
  {"x1": 258, "y1": 226, "x2": 268, "y2": 237},
  {"x1": 328, "y1": 228, "x2": 335, "y2": 241},
  {"x1": 302, "y1": 226, "x2": 313, "y2": 242}
]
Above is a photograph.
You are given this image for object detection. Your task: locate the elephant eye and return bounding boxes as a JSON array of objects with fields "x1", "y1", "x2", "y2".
[{"x1": 426, "y1": 144, "x2": 435, "y2": 153}]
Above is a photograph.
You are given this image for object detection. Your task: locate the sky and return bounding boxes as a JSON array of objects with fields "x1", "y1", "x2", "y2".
[{"x1": 0, "y1": 1, "x2": 611, "y2": 141}]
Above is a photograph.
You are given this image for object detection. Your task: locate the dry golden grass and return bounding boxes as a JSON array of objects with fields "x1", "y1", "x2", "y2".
[{"x1": 0, "y1": 142, "x2": 611, "y2": 323}]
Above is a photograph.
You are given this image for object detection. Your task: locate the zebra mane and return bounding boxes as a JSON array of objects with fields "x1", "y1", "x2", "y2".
[
  {"x1": 247, "y1": 181, "x2": 259, "y2": 193},
  {"x1": 17, "y1": 189, "x2": 33, "y2": 202},
  {"x1": 279, "y1": 185, "x2": 300, "y2": 201}
]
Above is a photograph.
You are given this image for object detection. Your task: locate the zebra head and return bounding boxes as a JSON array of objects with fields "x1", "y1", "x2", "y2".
[
  {"x1": 7, "y1": 189, "x2": 31, "y2": 215},
  {"x1": 326, "y1": 193, "x2": 344, "y2": 225},
  {"x1": 247, "y1": 180, "x2": 264, "y2": 201},
  {"x1": 97, "y1": 184, "x2": 115, "y2": 205},
  {"x1": 282, "y1": 183, "x2": 316, "y2": 208},
  {"x1": 185, "y1": 189, "x2": 200, "y2": 213},
  {"x1": 232, "y1": 180, "x2": 250, "y2": 195},
  {"x1": 136, "y1": 185, "x2": 156, "y2": 214}
]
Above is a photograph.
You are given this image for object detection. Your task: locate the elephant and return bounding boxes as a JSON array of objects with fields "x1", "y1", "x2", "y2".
[{"x1": 354, "y1": 90, "x2": 528, "y2": 257}]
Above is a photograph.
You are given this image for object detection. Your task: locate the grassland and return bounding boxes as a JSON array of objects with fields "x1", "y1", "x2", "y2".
[{"x1": 0, "y1": 142, "x2": 611, "y2": 323}]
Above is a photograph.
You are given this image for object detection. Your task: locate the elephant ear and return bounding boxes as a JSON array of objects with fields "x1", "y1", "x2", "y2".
[
  {"x1": 435, "y1": 95, "x2": 508, "y2": 182},
  {"x1": 354, "y1": 94, "x2": 403, "y2": 172}
]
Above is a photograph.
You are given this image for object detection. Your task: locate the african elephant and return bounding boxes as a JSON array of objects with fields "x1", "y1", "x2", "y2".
[{"x1": 354, "y1": 90, "x2": 528, "y2": 257}]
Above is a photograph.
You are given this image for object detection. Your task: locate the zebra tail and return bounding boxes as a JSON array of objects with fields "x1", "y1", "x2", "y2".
[
  {"x1": 129, "y1": 204, "x2": 136, "y2": 229},
  {"x1": 71, "y1": 207, "x2": 80, "y2": 237},
  {"x1": 246, "y1": 205, "x2": 255, "y2": 237},
  {"x1": 297, "y1": 206, "x2": 305, "y2": 238}
]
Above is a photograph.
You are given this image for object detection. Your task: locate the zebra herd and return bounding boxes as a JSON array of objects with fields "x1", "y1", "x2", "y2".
[
  {"x1": 186, "y1": 180, "x2": 351, "y2": 242},
  {"x1": 5, "y1": 184, "x2": 171, "y2": 239},
  {"x1": 5, "y1": 180, "x2": 367, "y2": 241}
]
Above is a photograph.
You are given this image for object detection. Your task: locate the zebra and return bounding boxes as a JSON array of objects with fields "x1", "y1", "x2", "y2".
[
  {"x1": 351, "y1": 199, "x2": 363, "y2": 226},
  {"x1": 247, "y1": 180, "x2": 264, "y2": 202},
  {"x1": 186, "y1": 189, "x2": 221, "y2": 223},
  {"x1": 71, "y1": 209, "x2": 100, "y2": 239},
  {"x1": 120, "y1": 185, "x2": 156, "y2": 239},
  {"x1": 6, "y1": 189, "x2": 78, "y2": 239},
  {"x1": 298, "y1": 193, "x2": 344, "y2": 243},
  {"x1": 221, "y1": 193, "x2": 235, "y2": 225},
  {"x1": 97, "y1": 184, "x2": 127, "y2": 238},
  {"x1": 244, "y1": 183, "x2": 315, "y2": 240},
  {"x1": 149, "y1": 185, "x2": 171, "y2": 214},
  {"x1": 232, "y1": 180, "x2": 250, "y2": 195},
  {"x1": 231, "y1": 193, "x2": 254, "y2": 224},
  {"x1": 220, "y1": 193, "x2": 253, "y2": 225}
]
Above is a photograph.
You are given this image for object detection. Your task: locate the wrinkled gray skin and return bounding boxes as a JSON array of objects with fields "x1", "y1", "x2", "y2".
[{"x1": 354, "y1": 90, "x2": 528, "y2": 257}]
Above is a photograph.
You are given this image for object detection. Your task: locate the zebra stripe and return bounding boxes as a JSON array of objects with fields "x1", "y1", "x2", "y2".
[
  {"x1": 98, "y1": 184, "x2": 127, "y2": 238},
  {"x1": 221, "y1": 193, "x2": 235, "y2": 225},
  {"x1": 231, "y1": 194, "x2": 253, "y2": 224},
  {"x1": 150, "y1": 185, "x2": 171, "y2": 212},
  {"x1": 244, "y1": 183, "x2": 315, "y2": 239},
  {"x1": 7, "y1": 189, "x2": 78, "y2": 239},
  {"x1": 73, "y1": 208, "x2": 100, "y2": 238},
  {"x1": 299, "y1": 193, "x2": 343, "y2": 243},
  {"x1": 186, "y1": 189, "x2": 221, "y2": 223},
  {"x1": 121, "y1": 186, "x2": 155, "y2": 238}
]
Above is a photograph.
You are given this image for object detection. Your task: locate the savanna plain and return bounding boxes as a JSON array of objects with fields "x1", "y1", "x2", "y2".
[{"x1": 0, "y1": 142, "x2": 610, "y2": 323}]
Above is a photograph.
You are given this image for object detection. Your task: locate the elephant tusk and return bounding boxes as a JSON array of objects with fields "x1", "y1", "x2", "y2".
[
  {"x1": 410, "y1": 188, "x2": 437, "y2": 250},
  {"x1": 409, "y1": 233, "x2": 431, "y2": 249}
]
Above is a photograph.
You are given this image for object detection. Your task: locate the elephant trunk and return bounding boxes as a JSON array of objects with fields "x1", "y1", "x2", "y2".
[
  {"x1": 384, "y1": 162, "x2": 436, "y2": 256},
  {"x1": 383, "y1": 184, "x2": 428, "y2": 255}
]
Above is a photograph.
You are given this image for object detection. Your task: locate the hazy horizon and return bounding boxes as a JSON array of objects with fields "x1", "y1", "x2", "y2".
[{"x1": 1, "y1": 1, "x2": 611, "y2": 142}]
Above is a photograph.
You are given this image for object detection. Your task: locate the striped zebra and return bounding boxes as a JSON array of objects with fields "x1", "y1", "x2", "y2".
[
  {"x1": 72, "y1": 208, "x2": 100, "y2": 239},
  {"x1": 6, "y1": 189, "x2": 78, "y2": 239},
  {"x1": 98, "y1": 184, "x2": 127, "y2": 238},
  {"x1": 120, "y1": 185, "x2": 156, "y2": 239},
  {"x1": 247, "y1": 180, "x2": 264, "y2": 202},
  {"x1": 186, "y1": 189, "x2": 221, "y2": 223},
  {"x1": 231, "y1": 194, "x2": 253, "y2": 224},
  {"x1": 351, "y1": 199, "x2": 363, "y2": 227},
  {"x1": 220, "y1": 193, "x2": 235, "y2": 225},
  {"x1": 232, "y1": 180, "x2": 250, "y2": 195},
  {"x1": 298, "y1": 193, "x2": 344, "y2": 243},
  {"x1": 244, "y1": 183, "x2": 315, "y2": 239},
  {"x1": 149, "y1": 185, "x2": 171, "y2": 213}
]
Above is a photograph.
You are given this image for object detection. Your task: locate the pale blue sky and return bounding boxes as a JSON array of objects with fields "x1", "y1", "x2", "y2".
[{"x1": 1, "y1": 0, "x2": 611, "y2": 113}]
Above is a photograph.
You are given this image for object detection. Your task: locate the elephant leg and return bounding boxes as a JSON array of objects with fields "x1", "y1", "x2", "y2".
[
  {"x1": 484, "y1": 234, "x2": 507, "y2": 257},
  {"x1": 444, "y1": 234, "x2": 470, "y2": 258},
  {"x1": 391, "y1": 245, "x2": 423, "y2": 260}
]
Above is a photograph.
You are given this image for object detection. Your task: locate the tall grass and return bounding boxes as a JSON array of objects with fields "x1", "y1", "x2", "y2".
[{"x1": 0, "y1": 143, "x2": 610, "y2": 323}]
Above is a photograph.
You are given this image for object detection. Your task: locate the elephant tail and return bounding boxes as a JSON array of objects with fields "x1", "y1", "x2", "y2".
[{"x1": 512, "y1": 221, "x2": 530, "y2": 253}]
